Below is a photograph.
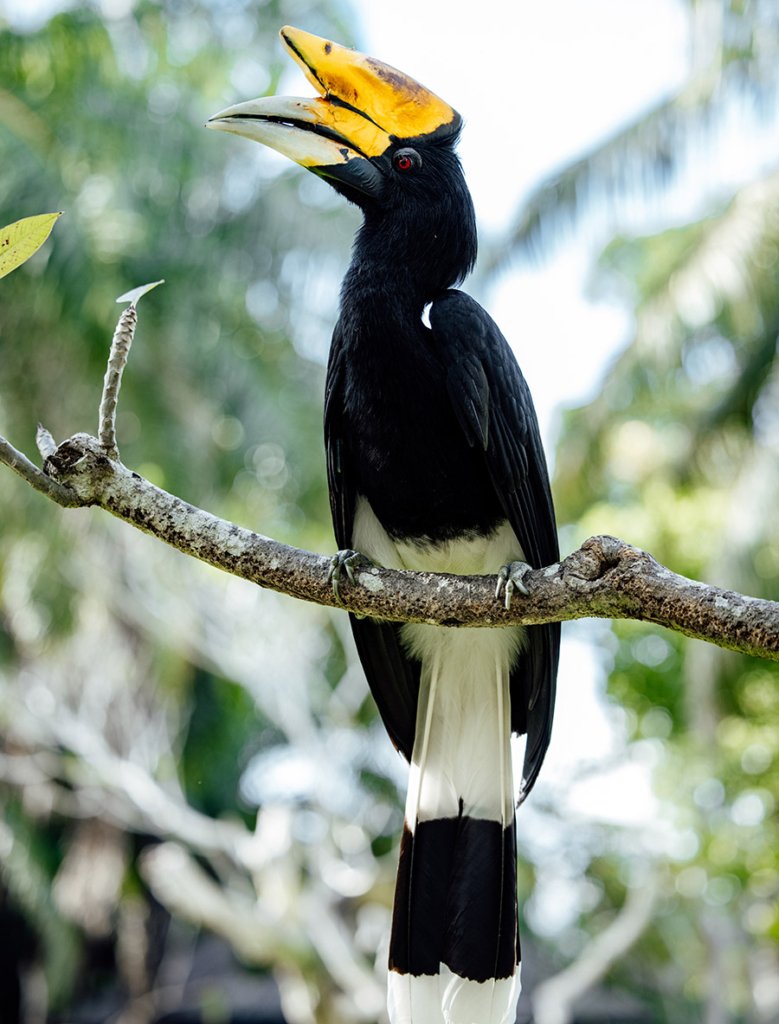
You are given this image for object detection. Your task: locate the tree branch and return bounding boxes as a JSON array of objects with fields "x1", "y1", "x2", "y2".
[
  {"x1": 0, "y1": 433, "x2": 81, "y2": 506},
  {"x1": 532, "y1": 872, "x2": 661, "y2": 1024},
  {"x1": 1, "y1": 428, "x2": 777, "y2": 660},
  {"x1": 1, "y1": 289, "x2": 776, "y2": 661},
  {"x1": 98, "y1": 303, "x2": 137, "y2": 459}
]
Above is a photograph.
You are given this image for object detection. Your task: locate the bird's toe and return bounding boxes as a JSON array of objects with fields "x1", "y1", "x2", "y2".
[
  {"x1": 327, "y1": 548, "x2": 367, "y2": 604},
  {"x1": 495, "y1": 560, "x2": 532, "y2": 610}
]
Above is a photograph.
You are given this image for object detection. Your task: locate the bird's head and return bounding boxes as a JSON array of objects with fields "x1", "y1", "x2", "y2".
[
  {"x1": 208, "y1": 28, "x2": 477, "y2": 289},
  {"x1": 208, "y1": 26, "x2": 463, "y2": 210}
]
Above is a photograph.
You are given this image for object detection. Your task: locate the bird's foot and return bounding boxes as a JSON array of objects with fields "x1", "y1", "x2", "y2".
[
  {"x1": 495, "y1": 560, "x2": 532, "y2": 610},
  {"x1": 327, "y1": 548, "x2": 367, "y2": 605}
]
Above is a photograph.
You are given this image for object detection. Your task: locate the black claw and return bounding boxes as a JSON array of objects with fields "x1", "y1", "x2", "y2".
[
  {"x1": 496, "y1": 560, "x2": 531, "y2": 610},
  {"x1": 327, "y1": 548, "x2": 364, "y2": 604}
]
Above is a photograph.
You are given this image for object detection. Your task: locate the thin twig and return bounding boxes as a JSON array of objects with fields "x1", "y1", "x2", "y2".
[
  {"x1": 98, "y1": 304, "x2": 138, "y2": 458},
  {"x1": 97, "y1": 281, "x2": 164, "y2": 458}
]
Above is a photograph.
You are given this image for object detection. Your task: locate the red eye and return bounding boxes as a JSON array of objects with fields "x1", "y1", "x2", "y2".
[{"x1": 393, "y1": 148, "x2": 421, "y2": 173}]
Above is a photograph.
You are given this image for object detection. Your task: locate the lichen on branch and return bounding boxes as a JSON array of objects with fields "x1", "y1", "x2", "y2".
[{"x1": 1, "y1": 429, "x2": 776, "y2": 661}]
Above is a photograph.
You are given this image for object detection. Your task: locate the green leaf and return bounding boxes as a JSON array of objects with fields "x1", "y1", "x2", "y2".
[{"x1": 0, "y1": 212, "x2": 62, "y2": 279}]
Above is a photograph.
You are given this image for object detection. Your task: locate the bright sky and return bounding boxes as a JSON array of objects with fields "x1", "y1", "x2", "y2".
[{"x1": 359, "y1": 0, "x2": 689, "y2": 228}]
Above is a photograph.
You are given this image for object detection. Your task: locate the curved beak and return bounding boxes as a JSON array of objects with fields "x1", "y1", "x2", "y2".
[{"x1": 207, "y1": 26, "x2": 460, "y2": 200}]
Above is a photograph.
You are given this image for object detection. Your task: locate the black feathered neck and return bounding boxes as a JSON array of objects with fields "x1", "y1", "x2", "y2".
[{"x1": 340, "y1": 142, "x2": 478, "y2": 316}]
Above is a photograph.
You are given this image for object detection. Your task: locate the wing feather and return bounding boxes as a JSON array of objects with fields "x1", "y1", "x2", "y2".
[
  {"x1": 430, "y1": 290, "x2": 560, "y2": 798},
  {"x1": 325, "y1": 322, "x2": 420, "y2": 760}
]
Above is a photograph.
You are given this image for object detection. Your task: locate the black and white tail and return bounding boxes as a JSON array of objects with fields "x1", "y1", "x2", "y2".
[{"x1": 387, "y1": 623, "x2": 524, "y2": 1024}]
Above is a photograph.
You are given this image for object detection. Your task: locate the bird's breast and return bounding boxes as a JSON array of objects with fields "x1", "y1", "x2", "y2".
[{"x1": 342, "y1": 340, "x2": 503, "y2": 540}]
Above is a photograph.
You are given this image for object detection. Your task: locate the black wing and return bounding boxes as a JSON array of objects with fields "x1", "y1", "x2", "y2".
[
  {"x1": 324, "y1": 322, "x2": 420, "y2": 759},
  {"x1": 429, "y1": 289, "x2": 561, "y2": 799}
]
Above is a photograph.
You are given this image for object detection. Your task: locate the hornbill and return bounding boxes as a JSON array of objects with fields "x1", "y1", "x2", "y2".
[{"x1": 208, "y1": 27, "x2": 560, "y2": 1024}]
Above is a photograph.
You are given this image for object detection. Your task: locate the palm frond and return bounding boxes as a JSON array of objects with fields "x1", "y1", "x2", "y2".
[
  {"x1": 552, "y1": 166, "x2": 779, "y2": 522},
  {"x1": 490, "y1": 0, "x2": 779, "y2": 268}
]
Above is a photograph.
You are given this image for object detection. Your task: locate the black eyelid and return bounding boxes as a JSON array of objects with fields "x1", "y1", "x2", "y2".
[{"x1": 393, "y1": 147, "x2": 422, "y2": 172}]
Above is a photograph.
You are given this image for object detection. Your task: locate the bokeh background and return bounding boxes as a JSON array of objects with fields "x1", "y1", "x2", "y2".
[{"x1": 1, "y1": 1, "x2": 779, "y2": 1022}]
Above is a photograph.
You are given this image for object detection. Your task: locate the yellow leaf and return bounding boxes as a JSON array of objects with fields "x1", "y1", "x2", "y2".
[{"x1": 0, "y1": 211, "x2": 62, "y2": 280}]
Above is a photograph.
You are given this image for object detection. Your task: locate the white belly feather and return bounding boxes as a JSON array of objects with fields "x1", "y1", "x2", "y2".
[{"x1": 351, "y1": 496, "x2": 526, "y2": 824}]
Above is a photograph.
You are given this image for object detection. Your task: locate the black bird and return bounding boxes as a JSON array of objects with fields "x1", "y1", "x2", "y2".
[{"x1": 208, "y1": 27, "x2": 560, "y2": 1024}]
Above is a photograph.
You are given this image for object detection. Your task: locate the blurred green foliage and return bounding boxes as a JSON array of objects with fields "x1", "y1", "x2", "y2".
[
  {"x1": 2, "y1": 1, "x2": 779, "y2": 1023},
  {"x1": 0, "y1": 0, "x2": 360, "y2": 539},
  {"x1": 0, "y1": 2, "x2": 406, "y2": 1021},
  {"x1": 504, "y1": 3, "x2": 779, "y2": 1020},
  {"x1": 547, "y1": 84, "x2": 779, "y2": 1024}
]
